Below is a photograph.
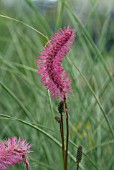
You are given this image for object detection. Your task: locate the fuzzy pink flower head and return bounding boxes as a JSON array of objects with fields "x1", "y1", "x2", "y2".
[
  {"x1": 36, "y1": 26, "x2": 76, "y2": 99},
  {"x1": 0, "y1": 137, "x2": 31, "y2": 170}
]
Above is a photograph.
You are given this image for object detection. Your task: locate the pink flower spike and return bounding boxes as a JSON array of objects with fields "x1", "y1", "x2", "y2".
[
  {"x1": 36, "y1": 26, "x2": 76, "y2": 99},
  {"x1": 0, "y1": 137, "x2": 31, "y2": 170}
]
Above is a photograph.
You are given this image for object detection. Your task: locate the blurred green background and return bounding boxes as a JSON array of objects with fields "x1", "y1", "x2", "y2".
[{"x1": 0, "y1": 0, "x2": 114, "y2": 169}]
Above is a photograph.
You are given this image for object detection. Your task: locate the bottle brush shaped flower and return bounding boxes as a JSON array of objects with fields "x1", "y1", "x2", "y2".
[
  {"x1": 36, "y1": 26, "x2": 76, "y2": 99},
  {"x1": 0, "y1": 137, "x2": 31, "y2": 170}
]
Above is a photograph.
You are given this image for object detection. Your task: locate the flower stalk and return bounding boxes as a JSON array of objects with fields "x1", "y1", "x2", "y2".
[
  {"x1": 57, "y1": 98, "x2": 69, "y2": 170},
  {"x1": 60, "y1": 111, "x2": 65, "y2": 162},
  {"x1": 64, "y1": 95, "x2": 69, "y2": 170},
  {"x1": 58, "y1": 101, "x2": 65, "y2": 167}
]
